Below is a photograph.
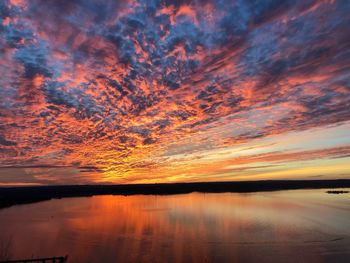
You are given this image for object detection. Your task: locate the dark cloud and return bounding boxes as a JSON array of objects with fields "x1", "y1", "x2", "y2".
[
  {"x1": 42, "y1": 81, "x2": 102, "y2": 118},
  {"x1": 0, "y1": 136, "x2": 16, "y2": 146}
]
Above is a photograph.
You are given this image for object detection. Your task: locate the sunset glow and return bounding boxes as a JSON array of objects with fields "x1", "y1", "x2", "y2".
[{"x1": 0, "y1": 0, "x2": 349, "y2": 184}]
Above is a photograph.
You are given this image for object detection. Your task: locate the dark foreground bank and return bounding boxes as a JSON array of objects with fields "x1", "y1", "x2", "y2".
[{"x1": 0, "y1": 179, "x2": 349, "y2": 209}]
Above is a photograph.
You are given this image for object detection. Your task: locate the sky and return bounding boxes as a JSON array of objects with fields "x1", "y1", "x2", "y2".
[{"x1": 0, "y1": 0, "x2": 349, "y2": 185}]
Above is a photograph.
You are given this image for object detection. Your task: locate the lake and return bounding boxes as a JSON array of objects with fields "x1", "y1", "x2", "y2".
[{"x1": 0, "y1": 189, "x2": 349, "y2": 263}]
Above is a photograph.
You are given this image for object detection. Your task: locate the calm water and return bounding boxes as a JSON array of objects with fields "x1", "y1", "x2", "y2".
[{"x1": 0, "y1": 189, "x2": 349, "y2": 263}]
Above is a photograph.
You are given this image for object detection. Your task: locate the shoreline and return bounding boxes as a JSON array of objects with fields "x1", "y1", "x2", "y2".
[{"x1": 1, "y1": 179, "x2": 350, "y2": 209}]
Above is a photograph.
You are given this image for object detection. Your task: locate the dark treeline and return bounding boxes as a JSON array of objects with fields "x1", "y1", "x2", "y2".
[{"x1": 0, "y1": 179, "x2": 350, "y2": 209}]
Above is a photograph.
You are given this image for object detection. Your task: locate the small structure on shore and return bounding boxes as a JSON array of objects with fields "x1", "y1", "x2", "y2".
[{"x1": 326, "y1": 190, "x2": 349, "y2": 194}]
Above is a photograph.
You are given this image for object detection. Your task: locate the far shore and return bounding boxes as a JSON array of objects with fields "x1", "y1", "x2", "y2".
[{"x1": 0, "y1": 179, "x2": 349, "y2": 209}]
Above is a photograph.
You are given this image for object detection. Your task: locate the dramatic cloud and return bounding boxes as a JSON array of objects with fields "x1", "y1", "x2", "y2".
[{"x1": 0, "y1": 0, "x2": 349, "y2": 184}]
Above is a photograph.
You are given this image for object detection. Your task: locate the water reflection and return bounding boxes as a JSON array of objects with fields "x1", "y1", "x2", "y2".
[{"x1": 0, "y1": 189, "x2": 349, "y2": 262}]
